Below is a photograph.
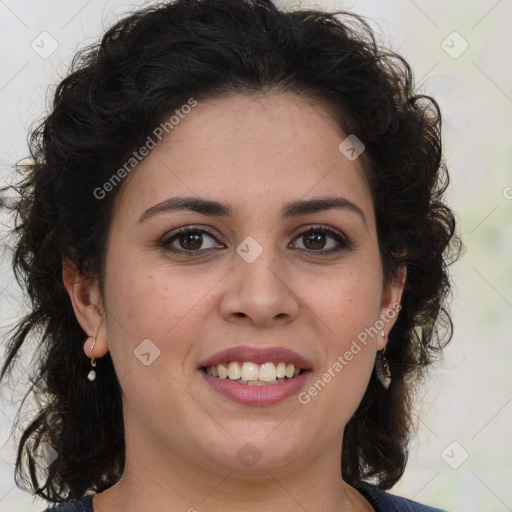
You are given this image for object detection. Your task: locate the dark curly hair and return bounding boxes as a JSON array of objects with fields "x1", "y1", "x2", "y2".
[{"x1": 0, "y1": 0, "x2": 461, "y2": 503}]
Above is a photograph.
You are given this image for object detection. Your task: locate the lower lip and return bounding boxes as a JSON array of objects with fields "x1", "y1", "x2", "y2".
[{"x1": 199, "y1": 370, "x2": 311, "y2": 405}]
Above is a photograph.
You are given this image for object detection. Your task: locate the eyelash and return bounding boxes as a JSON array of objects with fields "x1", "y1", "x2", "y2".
[{"x1": 160, "y1": 224, "x2": 352, "y2": 256}]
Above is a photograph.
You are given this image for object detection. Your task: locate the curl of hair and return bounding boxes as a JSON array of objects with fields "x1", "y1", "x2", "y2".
[{"x1": 0, "y1": 0, "x2": 461, "y2": 502}]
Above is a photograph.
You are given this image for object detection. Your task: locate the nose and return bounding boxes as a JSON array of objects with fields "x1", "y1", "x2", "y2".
[{"x1": 219, "y1": 247, "x2": 300, "y2": 328}]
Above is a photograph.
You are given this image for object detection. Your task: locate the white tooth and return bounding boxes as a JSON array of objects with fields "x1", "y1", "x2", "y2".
[
  {"x1": 276, "y1": 362, "x2": 287, "y2": 379},
  {"x1": 241, "y1": 362, "x2": 259, "y2": 381},
  {"x1": 259, "y1": 362, "x2": 277, "y2": 382},
  {"x1": 228, "y1": 361, "x2": 241, "y2": 380},
  {"x1": 294, "y1": 367, "x2": 301, "y2": 377},
  {"x1": 217, "y1": 363, "x2": 228, "y2": 379},
  {"x1": 205, "y1": 366, "x2": 212, "y2": 375},
  {"x1": 210, "y1": 365, "x2": 219, "y2": 377},
  {"x1": 285, "y1": 364, "x2": 295, "y2": 379}
]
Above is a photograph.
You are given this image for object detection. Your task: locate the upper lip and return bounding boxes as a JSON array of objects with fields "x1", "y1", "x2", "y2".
[{"x1": 199, "y1": 345, "x2": 312, "y2": 370}]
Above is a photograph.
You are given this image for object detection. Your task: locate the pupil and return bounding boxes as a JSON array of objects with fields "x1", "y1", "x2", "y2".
[
  {"x1": 181, "y1": 233, "x2": 202, "y2": 250},
  {"x1": 305, "y1": 232, "x2": 325, "y2": 249}
]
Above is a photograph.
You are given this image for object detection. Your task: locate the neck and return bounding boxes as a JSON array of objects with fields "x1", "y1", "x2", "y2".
[{"x1": 93, "y1": 431, "x2": 363, "y2": 512}]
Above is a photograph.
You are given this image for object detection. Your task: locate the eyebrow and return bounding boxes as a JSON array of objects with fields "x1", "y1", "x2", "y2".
[{"x1": 138, "y1": 195, "x2": 367, "y2": 226}]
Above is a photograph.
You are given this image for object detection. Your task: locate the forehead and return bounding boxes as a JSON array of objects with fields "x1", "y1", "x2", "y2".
[{"x1": 114, "y1": 92, "x2": 375, "y2": 226}]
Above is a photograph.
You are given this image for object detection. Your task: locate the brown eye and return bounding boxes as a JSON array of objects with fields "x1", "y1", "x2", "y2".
[
  {"x1": 291, "y1": 226, "x2": 351, "y2": 255},
  {"x1": 178, "y1": 232, "x2": 203, "y2": 250},
  {"x1": 303, "y1": 232, "x2": 327, "y2": 250},
  {"x1": 161, "y1": 227, "x2": 224, "y2": 254}
]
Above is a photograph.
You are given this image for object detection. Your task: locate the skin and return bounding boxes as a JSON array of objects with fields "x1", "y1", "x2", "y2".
[{"x1": 63, "y1": 92, "x2": 406, "y2": 512}]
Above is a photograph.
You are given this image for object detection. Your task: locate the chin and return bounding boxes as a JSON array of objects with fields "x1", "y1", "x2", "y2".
[{"x1": 197, "y1": 426, "x2": 311, "y2": 472}]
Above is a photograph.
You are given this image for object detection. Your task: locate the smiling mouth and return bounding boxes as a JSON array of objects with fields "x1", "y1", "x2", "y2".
[{"x1": 201, "y1": 361, "x2": 305, "y2": 386}]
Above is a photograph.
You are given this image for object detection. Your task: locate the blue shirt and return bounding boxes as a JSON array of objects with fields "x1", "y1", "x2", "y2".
[{"x1": 40, "y1": 483, "x2": 448, "y2": 511}]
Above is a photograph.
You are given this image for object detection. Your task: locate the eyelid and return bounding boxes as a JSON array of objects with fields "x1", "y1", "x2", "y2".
[
  {"x1": 160, "y1": 225, "x2": 225, "y2": 248},
  {"x1": 290, "y1": 224, "x2": 353, "y2": 254},
  {"x1": 160, "y1": 223, "x2": 353, "y2": 255}
]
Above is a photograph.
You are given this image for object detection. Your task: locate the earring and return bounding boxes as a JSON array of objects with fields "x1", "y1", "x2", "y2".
[
  {"x1": 375, "y1": 329, "x2": 391, "y2": 389},
  {"x1": 87, "y1": 337, "x2": 97, "y2": 382}
]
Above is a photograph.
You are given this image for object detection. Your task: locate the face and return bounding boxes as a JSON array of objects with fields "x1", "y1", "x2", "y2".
[{"x1": 72, "y1": 92, "x2": 404, "y2": 478}]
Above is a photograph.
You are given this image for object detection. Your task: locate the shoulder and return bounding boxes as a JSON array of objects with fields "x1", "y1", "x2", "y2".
[
  {"x1": 355, "y1": 482, "x2": 449, "y2": 512},
  {"x1": 39, "y1": 494, "x2": 94, "y2": 512}
]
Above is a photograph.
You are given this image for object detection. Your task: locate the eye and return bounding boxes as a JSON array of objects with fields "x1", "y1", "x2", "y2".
[
  {"x1": 161, "y1": 224, "x2": 352, "y2": 256},
  {"x1": 290, "y1": 225, "x2": 352, "y2": 255},
  {"x1": 161, "y1": 226, "x2": 225, "y2": 255}
]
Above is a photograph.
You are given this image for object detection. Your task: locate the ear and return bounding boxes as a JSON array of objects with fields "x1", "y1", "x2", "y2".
[
  {"x1": 62, "y1": 260, "x2": 109, "y2": 359},
  {"x1": 378, "y1": 263, "x2": 407, "y2": 350}
]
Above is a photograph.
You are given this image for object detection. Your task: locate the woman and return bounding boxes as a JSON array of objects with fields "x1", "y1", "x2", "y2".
[{"x1": 0, "y1": 0, "x2": 460, "y2": 510}]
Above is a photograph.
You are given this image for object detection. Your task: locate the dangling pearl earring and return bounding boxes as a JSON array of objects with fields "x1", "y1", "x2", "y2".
[
  {"x1": 87, "y1": 337, "x2": 97, "y2": 382},
  {"x1": 375, "y1": 328, "x2": 392, "y2": 389}
]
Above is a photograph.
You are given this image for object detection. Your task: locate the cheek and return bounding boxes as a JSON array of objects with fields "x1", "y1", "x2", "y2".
[
  {"x1": 304, "y1": 290, "x2": 379, "y2": 424},
  {"x1": 101, "y1": 253, "x2": 217, "y2": 365},
  {"x1": 319, "y1": 261, "x2": 383, "y2": 335},
  {"x1": 100, "y1": 260, "x2": 213, "y2": 420},
  {"x1": 307, "y1": 263, "x2": 382, "y2": 397}
]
